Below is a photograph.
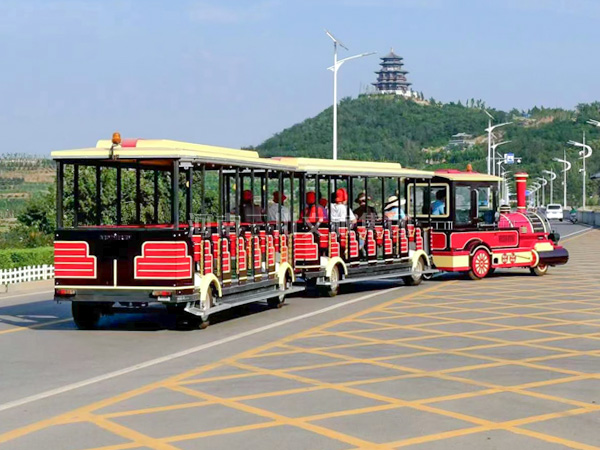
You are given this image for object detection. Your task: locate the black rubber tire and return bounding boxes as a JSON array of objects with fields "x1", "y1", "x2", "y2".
[
  {"x1": 269, "y1": 277, "x2": 290, "y2": 308},
  {"x1": 403, "y1": 257, "x2": 424, "y2": 286},
  {"x1": 72, "y1": 302, "x2": 101, "y2": 330},
  {"x1": 486, "y1": 268, "x2": 496, "y2": 277},
  {"x1": 530, "y1": 264, "x2": 548, "y2": 276}
]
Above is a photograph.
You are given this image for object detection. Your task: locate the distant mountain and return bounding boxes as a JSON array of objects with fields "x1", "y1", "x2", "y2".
[{"x1": 254, "y1": 95, "x2": 600, "y2": 206}]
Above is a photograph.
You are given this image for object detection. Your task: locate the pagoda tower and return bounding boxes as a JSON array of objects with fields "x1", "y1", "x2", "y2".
[{"x1": 372, "y1": 48, "x2": 415, "y2": 97}]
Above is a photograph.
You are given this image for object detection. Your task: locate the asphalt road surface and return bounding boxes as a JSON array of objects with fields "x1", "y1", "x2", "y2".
[{"x1": 0, "y1": 222, "x2": 598, "y2": 450}]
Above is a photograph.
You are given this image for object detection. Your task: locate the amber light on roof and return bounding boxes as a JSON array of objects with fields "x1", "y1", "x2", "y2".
[{"x1": 112, "y1": 132, "x2": 122, "y2": 145}]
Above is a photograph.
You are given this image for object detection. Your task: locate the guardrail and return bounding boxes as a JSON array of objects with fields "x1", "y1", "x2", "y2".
[
  {"x1": 577, "y1": 211, "x2": 600, "y2": 227},
  {"x1": 0, "y1": 264, "x2": 54, "y2": 289}
]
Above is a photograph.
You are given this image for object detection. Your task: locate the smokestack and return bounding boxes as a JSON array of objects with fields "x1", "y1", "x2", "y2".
[{"x1": 514, "y1": 172, "x2": 528, "y2": 211}]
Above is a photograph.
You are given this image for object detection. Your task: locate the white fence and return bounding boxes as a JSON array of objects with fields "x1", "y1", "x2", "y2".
[{"x1": 0, "y1": 264, "x2": 54, "y2": 287}]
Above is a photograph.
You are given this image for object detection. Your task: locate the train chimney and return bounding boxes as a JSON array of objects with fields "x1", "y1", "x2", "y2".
[{"x1": 514, "y1": 172, "x2": 528, "y2": 211}]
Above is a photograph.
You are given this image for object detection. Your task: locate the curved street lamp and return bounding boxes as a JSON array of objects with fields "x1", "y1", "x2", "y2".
[
  {"x1": 542, "y1": 169, "x2": 557, "y2": 204},
  {"x1": 484, "y1": 110, "x2": 512, "y2": 175},
  {"x1": 491, "y1": 140, "x2": 511, "y2": 176},
  {"x1": 587, "y1": 119, "x2": 600, "y2": 127},
  {"x1": 568, "y1": 133, "x2": 593, "y2": 210},
  {"x1": 326, "y1": 30, "x2": 375, "y2": 160},
  {"x1": 553, "y1": 153, "x2": 571, "y2": 209},
  {"x1": 536, "y1": 177, "x2": 548, "y2": 207},
  {"x1": 531, "y1": 182, "x2": 541, "y2": 207}
]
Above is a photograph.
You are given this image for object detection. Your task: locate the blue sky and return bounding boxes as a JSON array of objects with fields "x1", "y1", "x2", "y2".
[{"x1": 1, "y1": 0, "x2": 599, "y2": 154}]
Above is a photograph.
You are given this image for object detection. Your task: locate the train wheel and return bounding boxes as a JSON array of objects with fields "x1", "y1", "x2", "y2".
[
  {"x1": 530, "y1": 264, "x2": 548, "y2": 276},
  {"x1": 268, "y1": 277, "x2": 290, "y2": 308},
  {"x1": 403, "y1": 257, "x2": 424, "y2": 286},
  {"x1": 468, "y1": 249, "x2": 491, "y2": 280},
  {"x1": 72, "y1": 302, "x2": 101, "y2": 330},
  {"x1": 321, "y1": 265, "x2": 340, "y2": 297}
]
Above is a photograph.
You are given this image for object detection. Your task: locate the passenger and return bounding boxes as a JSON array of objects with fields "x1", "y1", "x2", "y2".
[
  {"x1": 303, "y1": 191, "x2": 325, "y2": 223},
  {"x1": 331, "y1": 188, "x2": 356, "y2": 223},
  {"x1": 267, "y1": 191, "x2": 290, "y2": 223},
  {"x1": 431, "y1": 189, "x2": 446, "y2": 215},
  {"x1": 241, "y1": 189, "x2": 263, "y2": 223},
  {"x1": 354, "y1": 192, "x2": 378, "y2": 222},
  {"x1": 319, "y1": 197, "x2": 329, "y2": 221},
  {"x1": 384, "y1": 195, "x2": 406, "y2": 220}
]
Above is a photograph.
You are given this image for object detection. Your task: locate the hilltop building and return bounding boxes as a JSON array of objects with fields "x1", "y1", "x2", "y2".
[
  {"x1": 372, "y1": 48, "x2": 417, "y2": 98},
  {"x1": 447, "y1": 133, "x2": 475, "y2": 150}
]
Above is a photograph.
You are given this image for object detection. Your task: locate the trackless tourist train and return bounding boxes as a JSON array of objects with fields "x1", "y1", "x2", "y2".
[
  {"x1": 275, "y1": 157, "x2": 435, "y2": 295},
  {"x1": 53, "y1": 135, "x2": 302, "y2": 329},
  {"x1": 421, "y1": 168, "x2": 569, "y2": 279},
  {"x1": 53, "y1": 135, "x2": 568, "y2": 329}
]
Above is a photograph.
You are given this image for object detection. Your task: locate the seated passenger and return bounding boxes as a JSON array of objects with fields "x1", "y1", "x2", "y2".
[
  {"x1": 241, "y1": 189, "x2": 263, "y2": 223},
  {"x1": 353, "y1": 192, "x2": 378, "y2": 222},
  {"x1": 267, "y1": 191, "x2": 290, "y2": 223},
  {"x1": 331, "y1": 188, "x2": 356, "y2": 223},
  {"x1": 303, "y1": 191, "x2": 325, "y2": 223},
  {"x1": 319, "y1": 197, "x2": 329, "y2": 221},
  {"x1": 384, "y1": 195, "x2": 406, "y2": 220},
  {"x1": 431, "y1": 190, "x2": 446, "y2": 216}
]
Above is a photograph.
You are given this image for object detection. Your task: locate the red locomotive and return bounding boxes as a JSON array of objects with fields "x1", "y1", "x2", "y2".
[{"x1": 410, "y1": 168, "x2": 568, "y2": 279}]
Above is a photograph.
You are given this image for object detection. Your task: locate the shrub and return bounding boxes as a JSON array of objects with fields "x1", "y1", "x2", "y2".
[{"x1": 0, "y1": 247, "x2": 54, "y2": 269}]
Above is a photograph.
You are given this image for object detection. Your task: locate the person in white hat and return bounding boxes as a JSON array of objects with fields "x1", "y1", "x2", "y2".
[{"x1": 384, "y1": 195, "x2": 406, "y2": 221}]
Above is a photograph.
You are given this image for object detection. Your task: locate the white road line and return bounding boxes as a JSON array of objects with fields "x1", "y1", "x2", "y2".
[
  {"x1": 0, "y1": 290, "x2": 54, "y2": 301},
  {"x1": 562, "y1": 227, "x2": 594, "y2": 239},
  {"x1": 0, "y1": 287, "x2": 399, "y2": 413}
]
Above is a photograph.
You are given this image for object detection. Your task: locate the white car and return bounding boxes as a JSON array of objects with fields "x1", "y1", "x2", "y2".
[{"x1": 545, "y1": 204, "x2": 563, "y2": 221}]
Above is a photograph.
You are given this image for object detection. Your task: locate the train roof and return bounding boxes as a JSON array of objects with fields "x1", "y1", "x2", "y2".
[
  {"x1": 274, "y1": 157, "x2": 434, "y2": 178},
  {"x1": 51, "y1": 139, "x2": 295, "y2": 170},
  {"x1": 434, "y1": 169, "x2": 502, "y2": 182}
]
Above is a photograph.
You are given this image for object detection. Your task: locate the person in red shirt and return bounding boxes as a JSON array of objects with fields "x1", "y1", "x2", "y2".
[{"x1": 303, "y1": 191, "x2": 325, "y2": 223}]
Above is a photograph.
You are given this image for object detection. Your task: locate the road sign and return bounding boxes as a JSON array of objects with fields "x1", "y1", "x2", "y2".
[{"x1": 504, "y1": 153, "x2": 515, "y2": 164}]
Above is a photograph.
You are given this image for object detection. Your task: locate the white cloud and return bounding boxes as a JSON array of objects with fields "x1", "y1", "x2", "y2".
[{"x1": 189, "y1": 1, "x2": 279, "y2": 24}]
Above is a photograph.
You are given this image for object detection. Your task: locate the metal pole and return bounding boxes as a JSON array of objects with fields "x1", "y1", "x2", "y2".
[
  {"x1": 564, "y1": 149, "x2": 567, "y2": 209},
  {"x1": 487, "y1": 119, "x2": 491, "y2": 175},
  {"x1": 333, "y1": 42, "x2": 338, "y2": 161},
  {"x1": 583, "y1": 132, "x2": 586, "y2": 210}
]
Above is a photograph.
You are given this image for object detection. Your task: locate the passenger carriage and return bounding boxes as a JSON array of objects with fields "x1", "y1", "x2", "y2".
[
  {"x1": 53, "y1": 134, "x2": 301, "y2": 329},
  {"x1": 414, "y1": 167, "x2": 569, "y2": 279},
  {"x1": 274, "y1": 157, "x2": 436, "y2": 295}
]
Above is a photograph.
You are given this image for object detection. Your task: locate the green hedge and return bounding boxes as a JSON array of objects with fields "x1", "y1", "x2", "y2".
[{"x1": 0, "y1": 247, "x2": 54, "y2": 269}]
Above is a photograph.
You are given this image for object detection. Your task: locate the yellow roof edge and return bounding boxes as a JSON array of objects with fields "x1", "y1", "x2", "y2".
[{"x1": 434, "y1": 172, "x2": 502, "y2": 182}]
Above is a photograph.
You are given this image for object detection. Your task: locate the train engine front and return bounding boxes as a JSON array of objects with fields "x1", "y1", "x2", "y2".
[{"x1": 498, "y1": 172, "x2": 568, "y2": 275}]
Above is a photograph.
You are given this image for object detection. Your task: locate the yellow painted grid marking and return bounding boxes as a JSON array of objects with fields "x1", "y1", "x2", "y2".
[{"x1": 0, "y1": 229, "x2": 599, "y2": 449}]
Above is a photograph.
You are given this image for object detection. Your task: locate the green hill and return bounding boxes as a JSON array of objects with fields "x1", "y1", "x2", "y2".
[{"x1": 255, "y1": 95, "x2": 600, "y2": 207}]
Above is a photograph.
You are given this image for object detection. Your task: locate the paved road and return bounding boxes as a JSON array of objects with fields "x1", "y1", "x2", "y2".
[{"x1": 0, "y1": 222, "x2": 598, "y2": 449}]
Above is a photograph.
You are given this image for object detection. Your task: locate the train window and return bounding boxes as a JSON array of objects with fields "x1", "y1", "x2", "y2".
[
  {"x1": 407, "y1": 184, "x2": 450, "y2": 218},
  {"x1": 455, "y1": 186, "x2": 472, "y2": 225},
  {"x1": 477, "y1": 187, "x2": 496, "y2": 224}
]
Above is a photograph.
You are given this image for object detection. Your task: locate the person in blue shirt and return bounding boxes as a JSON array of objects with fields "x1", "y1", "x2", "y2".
[{"x1": 431, "y1": 189, "x2": 446, "y2": 215}]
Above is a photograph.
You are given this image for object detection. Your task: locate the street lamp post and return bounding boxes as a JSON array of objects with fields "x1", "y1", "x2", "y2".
[
  {"x1": 553, "y1": 152, "x2": 571, "y2": 209},
  {"x1": 484, "y1": 110, "x2": 512, "y2": 175},
  {"x1": 568, "y1": 132, "x2": 593, "y2": 210},
  {"x1": 491, "y1": 140, "x2": 511, "y2": 176},
  {"x1": 542, "y1": 169, "x2": 557, "y2": 204},
  {"x1": 325, "y1": 30, "x2": 375, "y2": 160},
  {"x1": 587, "y1": 119, "x2": 600, "y2": 127},
  {"x1": 536, "y1": 177, "x2": 547, "y2": 206},
  {"x1": 531, "y1": 183, "x2": 541, "y2": 208}
]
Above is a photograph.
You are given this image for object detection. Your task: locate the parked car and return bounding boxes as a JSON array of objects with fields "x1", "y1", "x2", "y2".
[{"x1": 545, "y1": 204, "x2": 563, "y2": 221}]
